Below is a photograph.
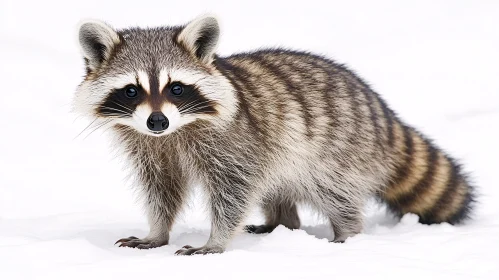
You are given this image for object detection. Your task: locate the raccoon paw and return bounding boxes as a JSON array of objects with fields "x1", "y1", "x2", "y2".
[
  {"x1": 244, "y1": 224, "x2": 276, "y2": 234},
  {"x1": 174, "y1": 245, "x2": 224, "y2": 256},
  {"x1": 114, "y1": 236, "x2": 168, "y2": 249},
  {"x1": 329, "y1": 239, "x2": 345, "y2": 243},
  {"x1": 330, "y1": 232, "x2": 357, "y2": 243}
]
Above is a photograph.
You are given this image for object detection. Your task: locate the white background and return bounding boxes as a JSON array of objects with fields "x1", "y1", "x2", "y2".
[{"x1": 1, "y1": 0, "x2": 498, "y2": 279}]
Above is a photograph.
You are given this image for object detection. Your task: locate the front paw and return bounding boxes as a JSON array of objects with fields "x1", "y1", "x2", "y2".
[
  {"x1": 114, "y1": 236, "x2": 168, "y2": 249},
  {"x1": 174, "y1": 245, "x2": 224, "y2": 255}
]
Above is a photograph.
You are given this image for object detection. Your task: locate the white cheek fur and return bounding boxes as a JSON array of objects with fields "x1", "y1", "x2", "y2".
[{"x1": 161, "y1": 103, "x2": 197, "y2": 134}]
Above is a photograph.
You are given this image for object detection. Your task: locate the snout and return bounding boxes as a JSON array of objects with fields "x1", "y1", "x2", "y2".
[{"x1": 147, "y1": 112, "x2": 169, "y2": 133}]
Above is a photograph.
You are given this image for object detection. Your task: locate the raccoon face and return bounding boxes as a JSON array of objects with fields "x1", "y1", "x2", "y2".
[{"x1": 73, "y1": 15, "x2": 237, "y2": 136}]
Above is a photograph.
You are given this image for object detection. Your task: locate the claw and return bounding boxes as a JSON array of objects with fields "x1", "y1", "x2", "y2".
[
  {"x1": 175, "y1": 245, "x2": 194, "y2": 254},
  {"x1": 174, "y1": 249, "x2": 184, "y2": 255},
  {"x1": 115, "y1": 236, "x2": 168, "y2": 249},
  {"x1": 114, "y1": 236, "x2": 139, "y2": 245},
  {"x1": 175, "y1": 245, "x2": 224, "y2": 256}
]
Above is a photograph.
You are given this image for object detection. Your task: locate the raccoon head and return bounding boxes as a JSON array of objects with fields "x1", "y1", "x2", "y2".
[{"x1": 73, "y1": 15, "x2": 237, "y2": 136}]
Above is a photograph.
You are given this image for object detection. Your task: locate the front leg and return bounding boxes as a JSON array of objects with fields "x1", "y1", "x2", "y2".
[
  {"x1": 115, "y1": 207, "x2": 173, "y2": 249},
  {"x1": 116, "y1": 165, "x2": 187, "y2": 249},
  {"x1": 175, "y1": 175, "x2": 254, "y2": 255}
]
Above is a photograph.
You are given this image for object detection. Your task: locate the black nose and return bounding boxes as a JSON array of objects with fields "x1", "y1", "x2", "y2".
[{"x1": 147, "y1": 112, "x2": 169, "y2": 131}]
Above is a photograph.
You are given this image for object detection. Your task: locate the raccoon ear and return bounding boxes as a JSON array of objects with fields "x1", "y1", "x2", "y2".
[
  {"x1": 177, "y1": 15, "x2": 220, "y2": 65},
  {"x1": 78, "y1": 19, "x2": 120, "y2": 71}
]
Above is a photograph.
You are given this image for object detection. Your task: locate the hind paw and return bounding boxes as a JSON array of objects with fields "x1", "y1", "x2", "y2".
[{"x1": 244, "y1": 224, "x2": 276, "y2": 234}]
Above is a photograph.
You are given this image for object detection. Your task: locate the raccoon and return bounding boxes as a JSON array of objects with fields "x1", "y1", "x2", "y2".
[{"x1": 74, "y1": 15, "x2": 475, "y2": 255}]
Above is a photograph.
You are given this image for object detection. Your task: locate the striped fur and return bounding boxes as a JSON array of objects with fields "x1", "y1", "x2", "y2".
[{"x1": 74, "y1": 16, "x2": 475, "y2": 255}]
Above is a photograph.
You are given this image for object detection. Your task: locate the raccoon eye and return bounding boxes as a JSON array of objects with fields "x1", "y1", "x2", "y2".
[
  {"x1": 171, "y1": 83, "x2": 184, "y2": 95},
  {"x1": 125, "y1": 86, "x2": 138, "y2": 98}
]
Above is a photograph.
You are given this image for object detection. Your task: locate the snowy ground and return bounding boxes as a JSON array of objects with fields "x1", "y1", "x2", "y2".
[{"x1": 1, "y1": 0, "x2": 498, "y2": 279}]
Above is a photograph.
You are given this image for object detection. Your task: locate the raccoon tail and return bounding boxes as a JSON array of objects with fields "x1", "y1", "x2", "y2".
[{"x1": 379, "y1": 120, "x2": 476, "y2": 225}]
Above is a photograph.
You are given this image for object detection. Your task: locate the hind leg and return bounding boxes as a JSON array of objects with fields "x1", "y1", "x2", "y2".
[
  {"x1": 315, "y1": 183, "x2": 364, "y2": 243},
  {"x1": 245, "y1": 197, "x2": 301, "y2": 234},
  {"x1": 328, "y1": 208, "x2": 363, "y2": 243}
]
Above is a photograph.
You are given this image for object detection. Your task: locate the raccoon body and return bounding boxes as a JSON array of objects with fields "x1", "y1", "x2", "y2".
[{"x1": 74, "y1": 15, "x2": 474, "y2": 254}]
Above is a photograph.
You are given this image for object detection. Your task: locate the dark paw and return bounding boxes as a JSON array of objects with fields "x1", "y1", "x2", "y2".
[
  {"x1": 244, "y1": 224, "x2": 276, "y2": 234},
  {"x1": 174, "y1": 245, "x2": 224, "y2": 256},
  {"x1": 114, "y1": 236, "x2": 168, "y2": 249},
  {"x1": 330, "y1": 233, "x2": 355, "y2": 243}
]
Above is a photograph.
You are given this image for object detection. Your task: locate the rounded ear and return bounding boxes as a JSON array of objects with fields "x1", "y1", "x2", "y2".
[
  {"x1": 177, "y1": 15, "x2": 220, "y2": 65},
  {"x1": 78, "y1": 19, "x2": 120, "y2": 71}
]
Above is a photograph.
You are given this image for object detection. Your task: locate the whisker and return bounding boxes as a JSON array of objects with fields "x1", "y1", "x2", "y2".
[
  {"x1": 99, "y1": 115, "x2": 128, "y2": 118},
  {"x1": 177, "y1": 99, "x2": 201, "y2": 112},
  {"x1": 83, "y1": 119, "x2": 113, "y2": 140},
  {"x1": 109, "y1": 101, "x2": 133, "y2": 113},
  {"x1": 99, "y1": 106, "x2": 131, "y2": 115},
  {"x1": 74, "y1": 117, "x2": 98, "y2": 140},
  {"x1": 179, "y1": 100, "x2": 214, "y2": 113},
  {"x1": 180, "y1": 103, "x2": 217, "y2": 114},
  {"x1": 176, "y1": 100, "x2": 191, "y2": 112}
]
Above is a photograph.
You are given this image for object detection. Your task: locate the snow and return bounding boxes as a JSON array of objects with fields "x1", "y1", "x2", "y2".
[{"x1": 1, "y1": 0, "x2": 498, "y2": 279}]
